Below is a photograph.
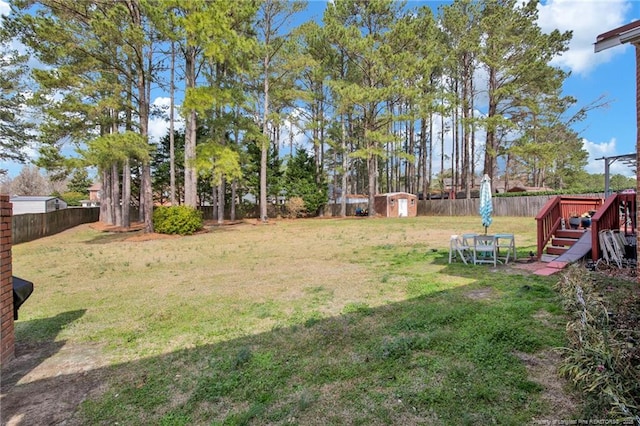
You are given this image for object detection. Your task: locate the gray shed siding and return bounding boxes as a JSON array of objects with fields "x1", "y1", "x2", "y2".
[{"x1": 10, "y1": 197, "x2": 67, "y2": 215}]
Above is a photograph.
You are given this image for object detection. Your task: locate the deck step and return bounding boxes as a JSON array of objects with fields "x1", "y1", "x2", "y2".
[
  {"x1": 534, "y1": 267, "x2": 563, "y2": 276},
  {"x1": 552, "y1": 237, "x2": 579, "y2": 247},
  {"x1": 546, "y1": 245, "x2": 569, "y2": 256},
  {"x1": 555, "y1": 229, "x2": 587, "y2": 239},
  {"x1": 540, "y1": 254, "x2": 558, "y2": 263}
]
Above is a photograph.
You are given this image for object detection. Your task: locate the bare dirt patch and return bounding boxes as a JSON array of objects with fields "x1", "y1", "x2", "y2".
[
  {"x1": 514, "y1": 349, "x2": 580, "y2": 423},
  {"x1": 1, "y1": 341, "x2": 112, "y2": 426},
  {"x1": 89, "y1": 221, "x2": 176, "y2": 242},
  {"x1": 464, "y1": 287, "x2": 496, "y2": 300},
  {"x1": 89, "y1": 221, "x2": 145, "y2": 233}
]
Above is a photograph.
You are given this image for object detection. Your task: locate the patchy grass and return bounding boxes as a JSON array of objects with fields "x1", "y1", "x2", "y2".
[{"x1": 10, "y1": 216, "x2": 577, "y2": 424}]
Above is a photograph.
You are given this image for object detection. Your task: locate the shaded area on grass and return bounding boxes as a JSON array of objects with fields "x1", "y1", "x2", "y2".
[
  {"x1": 5, "y1": 280, "x2": 571, "y2": 425},
  {"x1": 1, "y1": 310, "x2": 86, "y2": 391}
]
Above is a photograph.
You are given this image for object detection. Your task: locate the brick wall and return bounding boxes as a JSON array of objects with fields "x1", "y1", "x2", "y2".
[
  {"x1": 636, "y1": 45, "x2": 640, "y2": 285},
  {"x1": 0, "y1": 195, "x2": 14, "y2": 364}
]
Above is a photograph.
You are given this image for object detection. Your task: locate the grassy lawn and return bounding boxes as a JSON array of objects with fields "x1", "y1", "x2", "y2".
[{"x1": 10, "y1": 216, "x2": 572, "y2": 424}]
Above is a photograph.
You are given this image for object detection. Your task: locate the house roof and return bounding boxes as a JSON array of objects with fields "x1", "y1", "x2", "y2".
[
  {"x1": 506, "y1": 186, "x2": 552, "y2": 193},
  {"x1": 595, "y1": 20, "x2": 640, "y2": 52}
]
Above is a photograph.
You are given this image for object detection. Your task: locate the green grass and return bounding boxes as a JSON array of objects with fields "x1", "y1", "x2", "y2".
[{"x1": 11, "y1": 216, "x2": 570, "y2": 424}]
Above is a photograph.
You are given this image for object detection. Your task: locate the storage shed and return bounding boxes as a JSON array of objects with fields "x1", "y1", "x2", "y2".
[
  {"x1": 9, "y1": 196, "x2": 67, "y2": 215},
  {"x1": 374, "y1": 192, "x2": 417, "y2": 217}
]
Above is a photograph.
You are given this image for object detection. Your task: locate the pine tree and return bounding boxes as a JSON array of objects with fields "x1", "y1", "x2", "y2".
[
  {"x1": 0, "y1": 26, "x2": 32, "y2": 166},
  {"x1": 253, "y1": 0, "x2": 307, "y2": 222},
  {"x1": 478, "y1": 0, "x2": 571, "y2": 181},
  {"x1": 67, "y1": 169, "x2": 92, "y2": 195},
  {"x1": 323, "y1": 0, "x2": 413, "y2": 215}
]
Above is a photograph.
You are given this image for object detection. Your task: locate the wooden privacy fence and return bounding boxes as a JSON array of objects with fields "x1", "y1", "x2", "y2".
[
  {"x1": 324, "y1": 194, "x2": 605, "y2": 218},
  {"x1": 8, "y1": 194, "x2": 608, "y2": 245},
  {"x1": 12, "y1": 207, "x2": 100, "y2": 244},
  {"x1": 416, "y1": 194, "x2": 605, "y2": 217}
]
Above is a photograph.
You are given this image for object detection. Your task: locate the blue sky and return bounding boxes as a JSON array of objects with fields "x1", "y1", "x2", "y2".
[
  {"x1": 534, "y1": 0, "x2": 639, "y2": 177},
  {"x1": 1, "y1": 0, "x2": 638, "y2": 179}
]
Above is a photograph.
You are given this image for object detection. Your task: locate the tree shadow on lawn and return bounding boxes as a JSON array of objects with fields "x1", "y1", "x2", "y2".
[
  {"x1": 1, "y1": 309, "x2": 87, "y2": 390},
  {"x1": 0, "y1": 310, "x2": 97, "y2": 426},
  {"x1": 0, "y1": 281, "x2": 576, "y2": 425},
  {"x1": 84, "y1": 231, "x2": 139, "y2": 245}
]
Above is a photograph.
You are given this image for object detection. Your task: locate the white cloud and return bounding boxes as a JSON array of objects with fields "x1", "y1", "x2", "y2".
[
  {"x1": 148, "y1": 97, "x2": 183, "y2": 143},
  {"x1": 582, "y1": 137, "x2": 635, "y2": 176},
  {"x1": 152, "y1": 96, "x2": 171, "y2": 109},
  {"x1": 537, "y1": 0, "x2": 632, "y2": 75},
  {"x1": 0, "y1": 1, "x2": 9, "y2": 17}
]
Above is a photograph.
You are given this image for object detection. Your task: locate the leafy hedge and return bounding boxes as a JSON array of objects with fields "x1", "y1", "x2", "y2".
[
  {"x1": 153, "y1": 206, "x2": 203, "y2": 235},
  {"x1": 58, "y1": 191, "x2": 86, "y2": 206}
]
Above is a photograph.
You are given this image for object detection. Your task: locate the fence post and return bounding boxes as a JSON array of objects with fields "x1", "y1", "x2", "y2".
[{"x1": 0, "y1": 195, "x2": 14, "y2": 364}]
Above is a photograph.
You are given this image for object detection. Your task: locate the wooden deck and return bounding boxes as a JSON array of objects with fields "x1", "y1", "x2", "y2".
[{"x1": 534, "y1": 230, "x2": 592, "y2": 276}]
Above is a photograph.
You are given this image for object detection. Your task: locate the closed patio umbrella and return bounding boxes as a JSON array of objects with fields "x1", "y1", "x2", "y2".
[{"x1": 479, "y1": 174, "x2": 493, "y2": 234}]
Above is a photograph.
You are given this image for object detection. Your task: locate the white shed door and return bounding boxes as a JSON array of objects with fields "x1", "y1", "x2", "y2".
[{"x1": 398, "y1": 198, "x2": 408, "y2": 217}]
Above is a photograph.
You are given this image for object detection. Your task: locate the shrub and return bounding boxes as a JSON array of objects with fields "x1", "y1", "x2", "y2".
[
  {"x1": 556, "y1": 266, "x2": 640, "y2": 422},
  {"x1": 59, "y1": 191, "x2": 86, "y2": 206},
  {"x1": 153, "y1": 206, "x2": 203, "y2": 235},
  {"x1": 285, "y1": 197, "x2": 306, "y2": 218}
]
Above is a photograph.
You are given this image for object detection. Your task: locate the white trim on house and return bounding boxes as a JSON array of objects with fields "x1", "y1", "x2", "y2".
[{"x1": 594, "y1": 21, "x2": 640, "y2": 52}]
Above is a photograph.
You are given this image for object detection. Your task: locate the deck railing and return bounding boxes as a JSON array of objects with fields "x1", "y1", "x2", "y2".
[
  {"x1": 535, "y1": 196, "x2": 562, "y2": 259},
  {"x1": 535, "y1": 196, "x2": 604, "y2": 259},
  {"x1": 590, "y1": 192, "x2": 636, "y2": 261}
]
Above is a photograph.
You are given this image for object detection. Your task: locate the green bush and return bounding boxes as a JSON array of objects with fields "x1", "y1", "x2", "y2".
[
  {"x1": 59, "y1": 191, "x2": 86, "y2": 206},
  {"x1": 153, "y1": 206, "x2": 203, "y2": 235}
]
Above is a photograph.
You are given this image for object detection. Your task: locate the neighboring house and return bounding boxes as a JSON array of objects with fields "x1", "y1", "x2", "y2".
[
  {"x1": 10, "y1": 196, "x2": 68, "y2": 215},
  {"x1": 335, "y1": 194, "x2": 370, "y2": 204},
  {"x1": 374, "y1": 192, "x2": 418, "y2": 218},
  {"x1": 81, "y1": 199, "x2": 100, "y2": 208},
  {"x1": 88, "y1": 182, "x2": 102, "y2": 202},
  {"x1": 81, "y1": 182, "x2": 102, "y2": 208}
]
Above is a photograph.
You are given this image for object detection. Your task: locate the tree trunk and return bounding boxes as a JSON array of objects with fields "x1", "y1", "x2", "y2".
[
  {"x1": 260, "y1": 53, "x2": 270, "y2": 223},
  {"x1": 230, "y1": 179, "x2": 237, "y2": 221},
  {"x1": 340, "y1": 112, "x2": 347, "y2": 217},
  {"x1": 462, "y1": 52, "x2": 472, "y2": 200},
  {"x1": 184, "y1": 47, "x2": 198, "y2": 208},
  {"x1": 103, "y1": 169, "x2": 113, "y2": 225},
  {"x1": 420, "y1": 116, "x2": 427, "y2": 199},
  {"x1": 112, "y1": 163, "x2": 122, "y2": 227},
  {"x1": 368, "y1": 153, "x2": 376, "y2": 217},
  {"x1": 407, "y1": 111, "x2": 415, "y2": 194},
  {"x1": 484, "y1": 67, "x2": 498, "y2": 181},
  {"x1": 218, "y1": 178, "x2": 225, "y2": 224},
  {"x1": 169, "y1": 41, "x2": 176, "y2": 206},
  {"x1": 122, "y1": 159, "x2": 131, "y2": 228},
  {"x1": 211, "y1": 184, "x2": 218, "y2": 221},
  {"x1": 440, "y1": 106, "x2": 445, "y2": 198}
]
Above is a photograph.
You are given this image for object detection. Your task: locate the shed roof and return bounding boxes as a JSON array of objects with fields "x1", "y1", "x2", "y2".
[
  {"x1": 10, "y1": 196, "x2": 58, "y2": 202},
  {"x1": 376, "y1": 192, "x2": 416, "y2": 197}
]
